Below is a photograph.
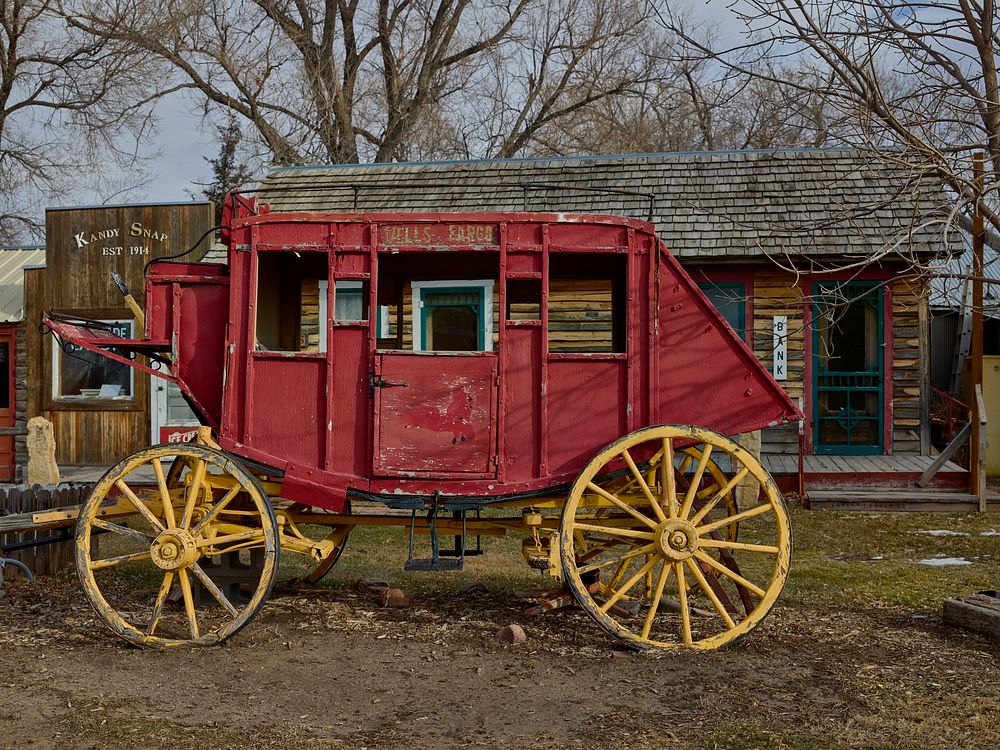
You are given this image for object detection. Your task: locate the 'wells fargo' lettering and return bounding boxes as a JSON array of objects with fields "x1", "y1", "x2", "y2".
[
  {"x1": 447, "y1": 224, "x2": 495, "y2": 244},
  {"x1": 380, "y1": 223, "x2": 497, "y2": 246}
]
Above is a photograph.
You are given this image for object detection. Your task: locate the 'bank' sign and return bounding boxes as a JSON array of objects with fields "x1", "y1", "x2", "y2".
[{"x1": 772, "y1": 316, "x2": 788, "y2": 381}]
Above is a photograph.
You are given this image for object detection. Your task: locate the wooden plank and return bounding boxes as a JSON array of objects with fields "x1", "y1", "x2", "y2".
[
  {"x1": 943, "y1": 595, "x2": 1000, "y2": 640},
  {"x1": 917, "y1": 423, "x2": 971, "y2": 487}
]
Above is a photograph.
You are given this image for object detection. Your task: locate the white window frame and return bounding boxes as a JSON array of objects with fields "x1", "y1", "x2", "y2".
[
  {"x1": 51, "y1": 318, "x2": 135, "y2": 401},
  {"x1": 410, "y1": 279, "x2": 494, "y2": 352}
]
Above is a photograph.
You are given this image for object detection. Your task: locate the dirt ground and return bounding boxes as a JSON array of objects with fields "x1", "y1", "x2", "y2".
[
  {"x1": 1, "y1": 582, "x2": 997, "y2": 750},
  {"x1": 1, "y1": 511, "x2": 998, "y2": 750}
]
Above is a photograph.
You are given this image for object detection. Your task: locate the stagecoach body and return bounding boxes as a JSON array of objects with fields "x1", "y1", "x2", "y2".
[{"x1": 42, "y1": 207, "x2": 801, "y2": 651}]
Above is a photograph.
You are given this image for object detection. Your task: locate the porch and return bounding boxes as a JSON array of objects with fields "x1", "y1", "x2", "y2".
[{"x1": 764, "y1": 454, "x2": 1000, "y2": 512}]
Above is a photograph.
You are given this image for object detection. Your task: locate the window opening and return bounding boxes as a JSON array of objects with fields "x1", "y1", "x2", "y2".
[
  {"x1": 376, "y1": 252, "x2": 499, "y2": 351},
  {"x1": 507, "y1": 279, "x2": 541, "y2": 321},
  {"x1": 255, "y1": 251, "x2": 327, "y2": 352},
  {"x1": 412, "y1": 281, "x2": 494, "y2": 352},
  {"x1": 548, "y1": 254, "x2": 626, "y2": 353},
  {"x1": 53, "y1": 319, "x2": 134, "y2": 400},
  {"x1": 0, "y1": 342, "x2": 8, "y2": 410},
  {"x1": 698, "y1": 282, "x2": 746, "y2": 340}
]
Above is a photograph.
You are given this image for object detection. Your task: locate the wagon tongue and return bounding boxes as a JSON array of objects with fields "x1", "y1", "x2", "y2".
[{"x1": 43, "y1": 313, "x2": 163, "y2": 357}]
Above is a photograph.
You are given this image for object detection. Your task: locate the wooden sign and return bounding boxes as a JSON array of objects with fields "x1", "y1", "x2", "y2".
[
  {"x1": 773, "y1": 315, "x2": 788, "y2": 381},
  {"x1": 379, "y1": 223, "x2": 498, "y2": 246}
]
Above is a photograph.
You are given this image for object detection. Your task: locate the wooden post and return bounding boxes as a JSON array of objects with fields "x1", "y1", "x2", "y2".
[
  {"x1": 975, "y1": 385, "x2": 988, "y2": 512},
  {"x1": 970, "y1": 154, "x2": 985, "y2": 505},
  {"x1": 26, "y1": 417, "x2": 60, "y2": 486}
]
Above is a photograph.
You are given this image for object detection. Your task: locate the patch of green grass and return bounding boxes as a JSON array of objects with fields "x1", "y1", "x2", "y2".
[{"x1": 784, "y1": 509, "x2": 998, "y2": 612}]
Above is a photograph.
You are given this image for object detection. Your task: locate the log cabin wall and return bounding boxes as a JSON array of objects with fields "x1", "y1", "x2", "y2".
[
  {"x1": 26, "y1": 203, "x2": 214, "y2": 466},
  {"x1": 751, "y1": 268, "x2": 806, "y2": 456}
]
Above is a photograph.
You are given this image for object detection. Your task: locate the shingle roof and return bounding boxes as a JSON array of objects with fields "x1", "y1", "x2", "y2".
[
  {"x1": 0, "y1": 247, "x2": 45, "y2": 322},
  {"x1": 256, "y1": 148, "x2": 954, "y2": 262}
]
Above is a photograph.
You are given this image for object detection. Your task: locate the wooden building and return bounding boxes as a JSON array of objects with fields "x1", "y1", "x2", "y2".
[
  {"x1": 251, "y1": 148, "x2": 954, "y2": 462},
  {"x1": 24, "y1": 203, "x2": 213, "y2": 467},
  {"x1": 0, "y1": 247, "x2": 46, "y2": 481}
]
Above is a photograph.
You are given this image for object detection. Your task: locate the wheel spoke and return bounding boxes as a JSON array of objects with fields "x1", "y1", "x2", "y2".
[
  {"x1": 675, "y1": 562, "x2": 692, "y2": 645},
  {"x1": 685, "y1": 558, "x2": 736, "y2": 630},
  {"x1": 89, "y1": 550, "x2": 151, "y2": 570},
  {"x1": 191, "y1": 485, "x2": 243, "y2": 537},
  {"x1": 572, "y1": 522, "x2": 654, "y2": 542},
  {"x1": 586, "y1": 482, "x2": 657, "y2": 529},
  {"x1": 179, "y1": 458, "x2": 208, "y2": 529},
  {"x1": 577, "y1": 543, "x2": 656, "y2": 576},
  {"x1": 115, "y1": 480, "x2": 165, "y2": 533},
  {"x1": 699, "y1": 538, "x2": 779, "y2": 554},
  {"x1": 693, "y1": 550, "x2": 766, "y2": 598},
  {"x1": 151, "y1": 457, "x2": 177, "y2": 529},
  {"x1": 178, "y1": 568, "x2": 199, "y2": 640},
  {"x1": 146, "y1": 571, "x2": 174, "y2": 636},
  {"x1": 640, "y1": 562, "x2": 672, "y2": 640},
  {"x1": 599, "y1": 554, "x2": 660, "y2": 613},
  {"x1": 679, "y1": 445, "x2": 713, "y2": 519},
  {"x1": 89, "y1": 517, "x2": 155, "y2": 544},
  {"x1": 698, "y1": 502, "x2": 774, "y2": 536},
  {"x1": 661, "y1": 438, "x2": 678, "y2": 518},
  {"x1": 689, "y1": 467, "x2": 750, "y2": 525},
  {"x1": 620, "y1": 449, "x2": 666, "y2": 523},
  {"x1": 188, "y1": 562, "x2": 239, "y2": 617}
]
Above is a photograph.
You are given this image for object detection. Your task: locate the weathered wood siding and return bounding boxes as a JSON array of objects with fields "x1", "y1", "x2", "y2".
[
  {"x1": 26, "y1": 204, "x2": 214, "y2": 466},
  {"x1": 891, "y1": 276, "x2": 925, "y2": 455},
  {"x1": 752, "y1": 270, "x2": 805, "y2": 455}
]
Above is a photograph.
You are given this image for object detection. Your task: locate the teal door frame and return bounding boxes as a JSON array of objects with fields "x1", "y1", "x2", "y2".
[{"x1": 811, "y1": 280, "x2": 884, "y2": 455}]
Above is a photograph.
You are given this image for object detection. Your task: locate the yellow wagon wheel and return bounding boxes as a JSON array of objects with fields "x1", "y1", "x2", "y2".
[
  {"x1": 75, "y1": 443, "x2": 280, "y2": 647},
  {"x1": 286, "y1": 501, "x2": 352, "y2": 585},
  {"x1": 560, "y1": 425, "x2": 790, "y2": 651},
  {"x1": 612, "y1": 443, "x2": 740, "y2": 543}
]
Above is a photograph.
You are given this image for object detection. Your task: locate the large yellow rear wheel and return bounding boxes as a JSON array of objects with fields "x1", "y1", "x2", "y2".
[{"x1": 560, "y1": 425, "x2": 790, "y2": 650}]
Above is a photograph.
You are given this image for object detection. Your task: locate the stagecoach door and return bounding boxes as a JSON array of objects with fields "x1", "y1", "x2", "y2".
[{"x1": 372, "y1": 283, "x2": 499, "y2": 478}]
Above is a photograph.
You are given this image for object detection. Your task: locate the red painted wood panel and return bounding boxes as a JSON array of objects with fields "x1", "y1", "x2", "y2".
[
  {"x1": 656, "y1": 251, "x2": 798, "y2": 434},
  {"x1": 329, "y1": 326, "x2": 370, "y2": 478},
  {"x1": 545, "y1": 358, "x2": 627, "y2": 475},
  {"x1": 247, "y1": 356, "x2": 326, "y2": 467},
  {"x1": 500, "y1": 326, "x2": 542, "y2": 482},
  {"x1": 374, "y1": 353, "x2": 497, "y2": 477}
]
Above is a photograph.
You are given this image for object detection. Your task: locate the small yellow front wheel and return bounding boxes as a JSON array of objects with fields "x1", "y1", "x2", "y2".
[
  {"x1": 76, "y1": 444, "x2": 280, "y2": 647},
  {"x1": 560, "y1": 425, "x2": 791, "y2": 651}
]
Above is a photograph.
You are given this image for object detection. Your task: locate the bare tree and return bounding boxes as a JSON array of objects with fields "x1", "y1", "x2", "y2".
[
  {"x1": 0, "y1": 1, "x2": 153, "y2": 243},
  {"x1": 663, "y1": 1, "x2": 1000, "y2": 236},
  {"x1": 64, "y1": 0, "x2": 669, "y2": 167}
]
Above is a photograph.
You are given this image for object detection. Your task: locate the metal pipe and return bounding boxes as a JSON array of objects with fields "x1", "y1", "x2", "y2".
[{"x1": 0, "y1": 557, "x2": 34, "y2": 582}]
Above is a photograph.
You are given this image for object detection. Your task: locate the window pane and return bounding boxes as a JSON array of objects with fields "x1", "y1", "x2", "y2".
[
  {"x1": 56, "y1": 320, "x2": 133, "y2": 398},
  {"x1": 0, "y1": 343, "x2": 8, "y2": 409},
  {"x1": 426, "y1": 306, "x2": 479, "y2": 350},
  {"x1": 335, "y1": 281, "x2": 367, "y2": 322},
  {"x1": 698, "y1": 283, "x2": 745, "y2": 339}
]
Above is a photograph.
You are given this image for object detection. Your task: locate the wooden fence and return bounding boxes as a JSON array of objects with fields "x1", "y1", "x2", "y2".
[{"x1": 0, "y1": 484, "x2": 92, "y2": 576}]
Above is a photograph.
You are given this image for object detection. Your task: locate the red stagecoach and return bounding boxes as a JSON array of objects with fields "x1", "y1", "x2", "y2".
[{"x1": 44, "y1": 203, "x2": 800, "y2": 650}]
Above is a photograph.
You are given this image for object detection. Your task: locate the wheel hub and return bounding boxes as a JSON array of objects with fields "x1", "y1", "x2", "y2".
[
  {"x1": 654, "y1": 519, "x2": 698, "y2": 561},
  {"x1": 150, "y1": 528, "x2": 199, "y2": 570}
]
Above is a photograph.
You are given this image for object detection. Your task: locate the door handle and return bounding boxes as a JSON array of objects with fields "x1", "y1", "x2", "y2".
[{"x1": 369, "y1": 374, "x2": 408, "y2": 395}]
